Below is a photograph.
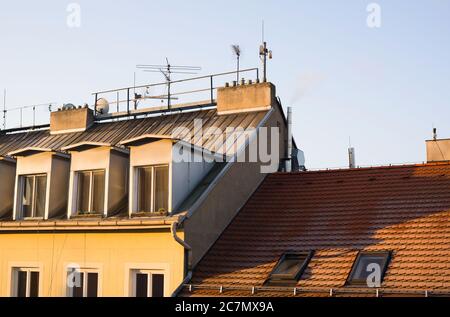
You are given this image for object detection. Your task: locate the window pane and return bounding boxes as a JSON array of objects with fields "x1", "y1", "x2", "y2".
[
  {"x1": 77, "y1": 172, "x2": 91, "y2": 213},
  {"x1": 16, "y1": 271, "x2": 27, "y2": 297},
  {"x1": 92, "y1": 171, "x2": 105, "y2": 214},
  {"x1": 22, "y1": 176, "x2": 34, "y2": 218},
  {"x1": 138, "y1": 168, "x2": 152, "y2": 212},
  {"x1": 29, "y1": 272, "x2": 39, "y2": 297},
  {"x1": 135, "y1": 273, "x2": 148, "y2": 297},
  {"x1": 154, "y1": 166, "x2": 168, "y2": 212},
  {"x1": 87, "y1": 273, "x2": 98, "y2": 297},
  {"x1": 151, "y1": 274, "x2": 164, "y2": 297},
  {"x1": 272, "y1": 256, "x2": 304, "y2": 277},
  {"x1": 351, "y1": 255, "x2": 387, "y2": 281},
  {"x1": 34, "y1": 175, "x2": 47, "y2": 218}
]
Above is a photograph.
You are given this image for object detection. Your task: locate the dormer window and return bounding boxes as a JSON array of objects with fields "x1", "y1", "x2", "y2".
[
  {"x1": 63, "y1": 142, "x2": 129, "y2": 218},
  {"x1": 137, "y1": 165, "x2": 169, "y2": 213},
  {"x1": 120, "y1": 134, "x2": 216, "y2": 217},
  {"x1": 76, "y1": 170, "x2": 105, "y2": 215},
  {"x1": 21, "y1": 174, "x2": 47, "y2": 219},
  {"x1": 9, "y1": 147, "x2": 70, "y2": 220}
]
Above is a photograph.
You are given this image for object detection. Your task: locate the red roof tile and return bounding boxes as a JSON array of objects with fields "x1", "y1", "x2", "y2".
[{"x1": 181, "y1": 163, "x2": 450, "y2": 297}]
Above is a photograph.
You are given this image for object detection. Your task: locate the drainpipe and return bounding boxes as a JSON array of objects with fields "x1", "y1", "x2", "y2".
[
  {"x1": 171, "y1": 221, "x2": 193, "y2": 297},
  {"x1": 286, "y1": 107, "x2": 293, "y2": 172}
]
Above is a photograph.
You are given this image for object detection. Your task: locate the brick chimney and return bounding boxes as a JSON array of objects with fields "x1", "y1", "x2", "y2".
[{"x1": 50, "y1": 106, "x2": 94, "y2": 135}]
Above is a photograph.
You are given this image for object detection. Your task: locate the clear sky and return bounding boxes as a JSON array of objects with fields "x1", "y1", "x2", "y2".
[{"x1": 1, "y1": 1, "x2": 449, "y2": 168}]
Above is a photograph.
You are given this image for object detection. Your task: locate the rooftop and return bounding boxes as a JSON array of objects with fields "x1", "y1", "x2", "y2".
[
  {"x1": 180, "y1": 163, "x2": 450, "y2": 297},
  {"x1": 0, "y1": 107, "x2": 268, "y2": 158}
]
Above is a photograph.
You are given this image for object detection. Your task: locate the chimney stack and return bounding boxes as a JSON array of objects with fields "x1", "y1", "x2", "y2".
[
  {"x1": 348, "y1": 147, "x2": 356, "y2": 169},
  {"x1": 50, "y1": 105, "x2": 94, "y2": 135},
  {"x1": 286, "y1": 107, "x2": 293, "y2": 172}
]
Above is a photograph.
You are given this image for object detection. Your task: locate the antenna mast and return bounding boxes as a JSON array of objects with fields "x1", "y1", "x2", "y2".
[
  {"x1": 231, "y1": 45, "x2": 241, "y2": 83},
  {"x1": 136, "y1": 59, "x2": 201, "y2": 109},
  {"x1": 2, "y1": 89, "x2": 6, "y2": 130},
  {"x1": 259, "y1": 21, "x2": 273, "y2": 82}
]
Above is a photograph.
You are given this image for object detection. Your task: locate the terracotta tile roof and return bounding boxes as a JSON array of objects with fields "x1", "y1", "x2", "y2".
[
  {"x1": 181, "y1": 163, "x2": 450, "y2": 297},
  {"x1": 0, "y1": 108, "x2": 268, "y2": 157}
]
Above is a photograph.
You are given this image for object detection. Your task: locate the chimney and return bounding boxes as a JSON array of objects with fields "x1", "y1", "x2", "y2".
[
  {"x1": 50, "y1": 106, "x2": 94, "y2": 135},
  {"x1": 216, "y1": 82, "x2": 275, "y2": 115},
  {"x1": 348, "y1": 147, "x2": 356, "y2": 168},
  {"x1": 426, "y1": 129, "x2": 450, "y2": 162},
  {"x1": 286, "y1": 107, "x2": 293, "y2": 172}
]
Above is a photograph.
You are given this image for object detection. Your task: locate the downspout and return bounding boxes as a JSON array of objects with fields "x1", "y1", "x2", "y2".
[{"x1": 171, "y1": 221, "x2": 192, "y2": 297}]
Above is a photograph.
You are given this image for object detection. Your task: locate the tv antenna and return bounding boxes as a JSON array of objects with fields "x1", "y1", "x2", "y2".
[
  {"x1": 3, "y1": 89, "x2": 6, "y2": 130},
  {"x1": 231, "y1": 45, "x2": 241, "y2": 83},
  {"x1": 136, "y1": 58, "x2": 201, "y2": 109},
  {"x1": 259, "y1": 21, "x2": 273, "y2": 82}
]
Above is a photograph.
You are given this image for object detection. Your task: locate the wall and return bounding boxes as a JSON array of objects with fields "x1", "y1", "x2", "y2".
[
  {"x1": 426, "y1": 139, "x2": 450, "y2": 162},
  {"x1": 172, "y1": 147, "x2": 214, "y2": 212},
  {"x1": 0, "y1": 160, "x2": 16, "y2": 218},
  {"x1": 184, "y1": 105, "x2": 289, "y2": 267},
  {"x1": 0, "y1": 229, "x2": 185, "y2": 297}
]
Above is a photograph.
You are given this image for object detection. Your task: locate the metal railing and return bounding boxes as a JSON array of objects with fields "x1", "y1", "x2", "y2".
[
  {"x1": 92, "y1": 68, "x2": 260, "y2": 116},
  {"x1": 2, "y1": 103, "x2": 55, "y2": 132},
  {"x1": 0, "y1": 68, "x2": 260, "y2": 133}
]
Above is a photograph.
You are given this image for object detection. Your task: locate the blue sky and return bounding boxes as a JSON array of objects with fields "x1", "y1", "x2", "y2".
[{"x1": 1, "y1": 1, "x2": 450, "y2": 168}]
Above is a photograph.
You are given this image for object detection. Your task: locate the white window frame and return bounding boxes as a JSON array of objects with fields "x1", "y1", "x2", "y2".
[
  {"x1": 75, "y1": 169, "x2": 105, "y2": 214},
  {"x1": 129, "y1": 269, "x2": 165, "y2": 297},
  {"x1": 66, "y1": 267, "x2": 101, "y2": 297},
  {"x1": 11, "y1": 267, "x2": 41, "y2": 297},
  {"x1": 19, "y1": 173, "x2": 47, "y2": 219},
  {"x1": 135, "y1": 164, "x2": 169, "y2": 213}
]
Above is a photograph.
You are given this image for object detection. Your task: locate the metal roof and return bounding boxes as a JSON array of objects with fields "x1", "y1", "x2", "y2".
[{"x1": 0, "y1": 108, "x2": 268, "y2": 157}]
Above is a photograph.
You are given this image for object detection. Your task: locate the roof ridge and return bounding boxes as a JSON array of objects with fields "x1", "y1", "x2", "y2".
[{"x1": 275, "y1": 162, "x2": 450, "y2": 176}]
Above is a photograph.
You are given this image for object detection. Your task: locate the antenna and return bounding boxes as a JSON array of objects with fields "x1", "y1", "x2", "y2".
[
  {"x1": 259, "y1": 22, "x2": 273, "y2": 83},
  {"x1": 231, "y1": 45, "x2": 241, "y2": 83},
  {"x1": 262, "y1": 20, "x2": 265, "y2": 42},
  {"x1": 3, "y1": 89, "x2": 6, "y2": 130},
  {"x1": 136, "y1": 59, "x2": 201, "y2": 109}
]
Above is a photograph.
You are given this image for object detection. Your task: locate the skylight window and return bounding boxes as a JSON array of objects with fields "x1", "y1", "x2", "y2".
[
  {"x1": 347, "y1": 251, "x2": 391, "y2": 287},
  {"x1": 265, "y1": 251, "x2": 313, "y2": 286}
]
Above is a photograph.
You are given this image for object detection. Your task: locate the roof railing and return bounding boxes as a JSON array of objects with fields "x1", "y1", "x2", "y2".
[
  {"x1": 92, "y1": 68, "x2": 260, "y2": 116},
  {"x1": 0, "y1": 68, "x2": 260, "y2": 134}
]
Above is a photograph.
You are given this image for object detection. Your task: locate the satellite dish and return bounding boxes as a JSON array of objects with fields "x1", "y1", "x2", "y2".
[
  {"x1": 96, "y1": 98, "x2": 109, "y2": 114},
  {"x1": 62, "y1": 103, "x2": 76, "y2": 110}
]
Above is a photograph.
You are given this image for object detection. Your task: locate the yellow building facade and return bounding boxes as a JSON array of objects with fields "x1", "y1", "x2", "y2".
[{"x1": 0, "y1": 227, "x2": 185, "y2": 297}]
